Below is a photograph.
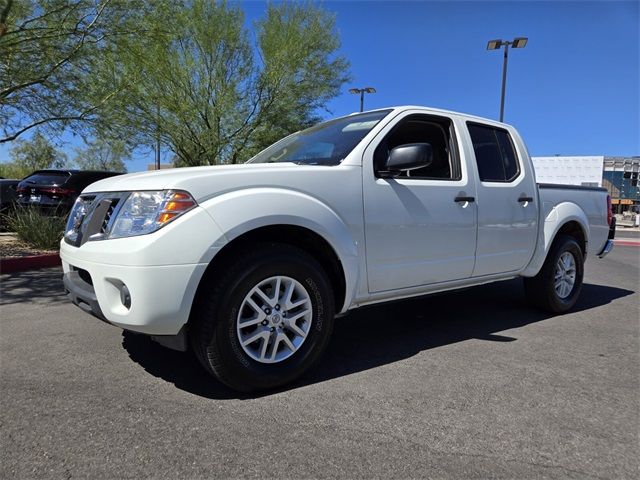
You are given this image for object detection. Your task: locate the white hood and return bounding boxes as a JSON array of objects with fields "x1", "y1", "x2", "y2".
[{"x1": 83, "y1": 163, "x2": 340, "y2": 202}]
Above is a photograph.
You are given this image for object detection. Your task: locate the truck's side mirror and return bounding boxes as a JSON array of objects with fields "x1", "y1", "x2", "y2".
[{"x1": 379, "y1": 143, "x2": 433, "y2": 178}]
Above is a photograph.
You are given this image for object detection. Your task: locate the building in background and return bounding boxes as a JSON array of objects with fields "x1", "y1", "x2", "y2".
[
  {"x1": 531, "y1": 156, "x2": 604, "y2": 187},
  {"x1": 146, "y1": 163, "x2": 174, "y2": 171},
  {"x1": 603, "y1": 156, "x2": 640, "y2": 215},
  {"x1": 531, "y1": 156, "x2": 639, "y2": 217}
]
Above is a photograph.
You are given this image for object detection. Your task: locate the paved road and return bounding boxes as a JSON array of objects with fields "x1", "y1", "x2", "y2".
[
  {"x1": 1, "y1": 247, "x2": 638, "y2": 479},
  {"x1": 616, "y1": 227, "x2": 640, "y2": 239}
]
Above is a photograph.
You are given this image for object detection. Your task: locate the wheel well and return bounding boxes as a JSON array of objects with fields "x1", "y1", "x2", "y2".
[
  {"x1": 191, "y1": 225, "x2": 347, "y2": 320},
  {"x1": 556, "y1": 221, "x2": 587, "y2": 256}
]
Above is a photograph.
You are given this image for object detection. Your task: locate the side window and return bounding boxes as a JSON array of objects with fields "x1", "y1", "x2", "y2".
[
  {"x1": 467, "y1": 123, "x2": 520, "y2": 182},
  {"x1": 495, "y1": 130, "x2": 519, "y2": 180},
  {"x1": 374, "y1": 114, "x2": 460, "y2": 180}
]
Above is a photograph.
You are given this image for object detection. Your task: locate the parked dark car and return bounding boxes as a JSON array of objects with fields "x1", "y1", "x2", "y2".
[
  {"x1": 1, "y1": 178, "x2": 20, "y2": 228},
  {"x1": 16, "y1": 170, "x2": 123, "y2": 213}
]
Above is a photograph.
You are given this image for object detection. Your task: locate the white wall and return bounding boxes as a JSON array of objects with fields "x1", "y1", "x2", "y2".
[{"x1": 531, "y1": 156, "x2": 604, "y2": 187}]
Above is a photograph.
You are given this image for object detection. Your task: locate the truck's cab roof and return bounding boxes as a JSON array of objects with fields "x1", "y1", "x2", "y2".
[{"x1": 354, "y1": 105, "x2": 511, "y2": 129}]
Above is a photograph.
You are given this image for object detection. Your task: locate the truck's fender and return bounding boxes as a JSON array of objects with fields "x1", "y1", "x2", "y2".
[
  {"x1": 521, "y1": 201, "x2": 589, "y2": 277},
  {"x1": 198, "y1": 187, "x2": 359, "y2": 313}
]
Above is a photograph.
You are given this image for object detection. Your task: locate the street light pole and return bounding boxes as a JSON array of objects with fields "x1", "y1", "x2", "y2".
[
  {"x1": 499, "y1": 42, "x2": 509, "y2": 123},
  {"x1": 487, "y1": 37, "x2": 527, "y2": 122},
  {"x1": 349, "y1": 87, "x2": 376, "y2": 112}
]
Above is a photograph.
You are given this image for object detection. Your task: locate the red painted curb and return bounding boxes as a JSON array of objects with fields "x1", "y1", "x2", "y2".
[
  {"x1": 0, "y1": 253, "x2": 61, "y2": 274},
  {"x1": 615, "y1": 240, "x2": 640, "y2": 247}
]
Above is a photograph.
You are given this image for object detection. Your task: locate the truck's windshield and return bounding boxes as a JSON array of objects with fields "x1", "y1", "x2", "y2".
[{"x1": 247, "y1": 110, "x2": 392, "y2": 166}]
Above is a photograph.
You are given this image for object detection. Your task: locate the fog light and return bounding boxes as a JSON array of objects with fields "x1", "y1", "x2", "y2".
[{"x1": 120, "y1": 285, "x2": 131, "y2": 309}]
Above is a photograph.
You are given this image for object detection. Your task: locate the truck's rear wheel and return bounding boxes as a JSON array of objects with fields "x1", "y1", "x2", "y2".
[
  {"x1": 191, "y1": 243, "x2": 334, "y2": 392},
  {"x1": 523, "y1": 234, "x2": 584, "y2": 313}
]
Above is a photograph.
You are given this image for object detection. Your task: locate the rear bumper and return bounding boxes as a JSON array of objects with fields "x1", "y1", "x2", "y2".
[
  {"x1": 597, "y1": 239, "x2": 614, "y2": 258},
  {"x1": 598, "y1": 217, "x2": 616, "y2": 258},
  {"x1": 17, "y1": 198, "x2": 72, "y2": 211}
]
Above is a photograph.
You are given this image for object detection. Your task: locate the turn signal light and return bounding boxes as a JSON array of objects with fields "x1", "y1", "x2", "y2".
[
  {"x1": 157, "y1": 191, "x2": 196, "y2": 226},
  {"x1": 158, "y1": 212, "x2": 178, "y2": 223}
]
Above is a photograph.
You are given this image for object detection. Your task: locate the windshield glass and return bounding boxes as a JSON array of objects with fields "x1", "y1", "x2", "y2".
[{"x1": 247, "y1": 110, "x2": 392, "y2": 166}]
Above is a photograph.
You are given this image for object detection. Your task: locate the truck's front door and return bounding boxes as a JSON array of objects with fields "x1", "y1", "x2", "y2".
[
  {"x1": 363, "y1": 112, "x2": 478, "y2": 293},
  {"x1": 464, "y1": 122, "x2": 538, "y2": 277}
]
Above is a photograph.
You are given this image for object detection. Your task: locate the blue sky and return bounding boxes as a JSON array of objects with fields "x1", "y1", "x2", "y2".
[
  {"x1": 2, "y1": 0, "x2": 638, "y2": 172},
  {"x1": 314, "y1": 0, "x2": 639, "y2": 157}
]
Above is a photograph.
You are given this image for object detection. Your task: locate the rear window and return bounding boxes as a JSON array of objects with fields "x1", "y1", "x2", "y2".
[
  {"x1": 65, "y1": 172, "x2": 120, "y2": 189},
  {"x1": 20, "y1": 172, "x2": 72, "y2": 186},
  {"x1": 467, "y1": 123, "x2": 520, "y2": 182}
]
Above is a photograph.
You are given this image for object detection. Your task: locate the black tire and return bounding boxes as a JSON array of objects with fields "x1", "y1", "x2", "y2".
[
  {"x1": 523, "y1": 234, "x2": 584, "y2": 313},
  {"x1": 190, "y1": 243, "x2": 335, "y2": 392}
]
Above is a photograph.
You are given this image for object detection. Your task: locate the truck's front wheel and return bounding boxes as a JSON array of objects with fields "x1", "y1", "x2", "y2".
[
  {"x1": 524, "y1": 234, "x2": 584, "y2": 313},
  {"x1": 191, "y1": 243, "x2": 335, "y2": 392}
]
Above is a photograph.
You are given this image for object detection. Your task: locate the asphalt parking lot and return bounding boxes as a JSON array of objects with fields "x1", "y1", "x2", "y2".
[{"x1": 1, "y1": 246, "x2": 638, "y2": 479}]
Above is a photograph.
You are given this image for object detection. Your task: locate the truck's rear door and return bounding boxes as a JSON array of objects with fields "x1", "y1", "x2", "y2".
[{"x1": 464, "y1": 122, "x2": 538, "y2": 276}]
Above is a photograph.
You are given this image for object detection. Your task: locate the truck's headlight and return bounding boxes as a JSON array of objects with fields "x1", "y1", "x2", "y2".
[{"x1": 109, "y1": 190, "x2": 196, "y2": 239}]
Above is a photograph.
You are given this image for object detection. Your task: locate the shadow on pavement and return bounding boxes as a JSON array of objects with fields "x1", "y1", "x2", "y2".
[
  {"x1": 0, "y1": 267, "x2": 66, "y2": 305},
  {"x1": 121, "y1": 279, "x2": 634, "y2": 400}
]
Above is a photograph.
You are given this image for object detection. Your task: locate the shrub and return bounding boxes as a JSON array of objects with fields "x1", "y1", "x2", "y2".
[{"x1": 5, "y1": 207, "x2": 67, "y2": 251}]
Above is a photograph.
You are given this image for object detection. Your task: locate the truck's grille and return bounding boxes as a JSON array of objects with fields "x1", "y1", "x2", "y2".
[
  {"x1": 100, "y1": 199, "x2": 120, "y2": 234},
  {"x1": 65, "y1": 192, "x2": 128, "y2": 246}
]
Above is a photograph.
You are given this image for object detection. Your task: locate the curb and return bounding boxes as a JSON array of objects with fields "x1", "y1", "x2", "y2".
[
  {"x1": 0, "y1": 253, "x2": 61, "y2": 274},
  {"x1": 615, "y1": 239, "x2": 640, "y2": 247}
]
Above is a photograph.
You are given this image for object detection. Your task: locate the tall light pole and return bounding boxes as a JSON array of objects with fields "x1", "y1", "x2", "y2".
[
  {"x1": 349, "y1": 87, "x2": 376, "y2": 112},
  {"x1": 487, "y1": 37, "x2": 527, "y2": 122}
]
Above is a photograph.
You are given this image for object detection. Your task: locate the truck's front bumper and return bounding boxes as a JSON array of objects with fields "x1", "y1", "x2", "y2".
[
  {"x1": 61, "y1": 256, "x2": 208, "y2": 335},
  {"x1": 63, "y1": 269, "x2": 107, "y2": 322},
  {"x1": 59, "y1": 205, "x2": 226, "y2": 335}
]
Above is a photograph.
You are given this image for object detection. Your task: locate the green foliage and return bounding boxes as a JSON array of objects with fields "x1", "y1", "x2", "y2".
[
  {"x1": 72, "y1": 137, "x2": 128, "y2": 172},
  {"x1": 1, "y1": 0, "x2": 351, "y2": 165},
  {"x1": 1, "y1": 130, "x2": 67, "y2": 178},
  {"x1": 5, "y1": 207, "x2": 66, "y2": 250},
  {"x1": 97, "y1": 0, "x2": 351, "y2": 165},
  {"x1": 9, "y1": 131, "x2": 67, "y2": 171},
  {"x1": 0, "y1": 161, "x2": 30, "y2": 179},
  {"x1": 0, "y1": 0, "x2": 147, "y2": 144}
]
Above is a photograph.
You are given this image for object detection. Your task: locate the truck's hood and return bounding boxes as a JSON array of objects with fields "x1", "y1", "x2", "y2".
[{"x1": 84, "y1": 163, "x2": 340, "y2": 202}]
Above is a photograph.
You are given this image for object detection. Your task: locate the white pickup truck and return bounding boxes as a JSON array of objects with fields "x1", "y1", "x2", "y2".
[{"x1": 61, "y1": 106, "x2": 615, "y2": 392}]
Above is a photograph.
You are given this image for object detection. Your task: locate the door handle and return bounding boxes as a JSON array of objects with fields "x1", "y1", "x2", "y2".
[
  {"x1": 454, "y1": 196, "x2": 475, "y2": 203},
  {"x1": 518, "y1": 196, "x2": 534, "y2": 203}
]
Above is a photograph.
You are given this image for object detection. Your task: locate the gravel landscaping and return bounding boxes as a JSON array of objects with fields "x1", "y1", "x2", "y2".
[{"x1": 0, "y1": 233, "x2": 57, "y2": 258}]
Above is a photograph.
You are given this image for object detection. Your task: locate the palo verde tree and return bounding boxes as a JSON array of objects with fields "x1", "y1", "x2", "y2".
[
  {"x1": 5, "y1": 130, "x2": 67, "y2": 177},
  {"x1": 0, "y1": 0, "x2": 148, "y2": 144},
  {"x1": 72, "y1": 135, "x2": 128, "y2": 172},
  {"x1": 96, "y1": 0, "x2": 350, "y2": 165}
]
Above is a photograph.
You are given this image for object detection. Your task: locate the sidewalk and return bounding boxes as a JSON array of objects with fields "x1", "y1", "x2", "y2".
[{"x1": 615, "y1": 225, "x2": 640, "y2": 242}]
